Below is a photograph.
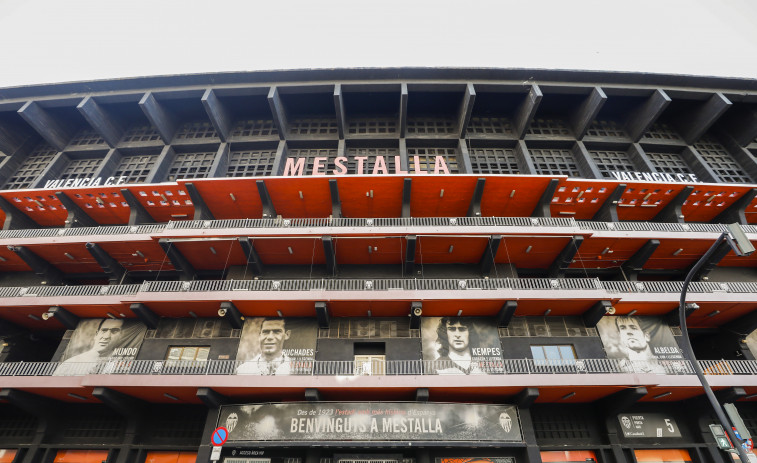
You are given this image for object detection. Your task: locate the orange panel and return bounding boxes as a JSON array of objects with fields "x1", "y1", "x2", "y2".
[
  {"x1": 634, "y1": 450, "x2": 691, "y2": 462},
  {"x1": 334, "y1": 237, "x2": 404, "y2": 265},
  {"x1": 0, "y1": 450, "x2": 17, "y2": 463},
  {"x1": 145, "y1": 452, "x2": 197, "y2": 463},
  {"x1": 550, "y1": 180, "x2": 615, "y2": 220},
  {"x1": 123, "y1": 185, "x2": 194, "y2": 222},
  {"x1": 338, "y1": 176, "x2": 405, "y2": 218},
  {"x1": 616, "y1": 184, "x2": 689, "y2": 222},
  {"x1": 0, "y1": 192, "x2": 68, "y2": 227},
  {"x1": 416, "y1": 236, "x2": 489, "y2": 264},
  {"x1": 59, "y1": 188, "x2": 132, "y2": 225},
  {"x1": 410, "y1": 176, "x2": 479, "y2": 217},
  {"x1": 682, "y1": 185, "x2": 752, "y2": 223},
  {"x1": 573, "y1": 237, "x2": 647, "y2": 269},
  {"x1": 254, "y1": 238, "x2": 326, "y2": 265},
  {"x1": 54, "y1": 450, "x2": 109, "y2": 463},
  {"x1": 646, "y1": 239, "x2": 718, "y2": 270},
  {"x1": 0, "y1": 247, "x2": 33, "y2": 272},
  {"x1": 23, "y1": 243, "x2": 102, "y2": 274},
  {"x1": 264, "y1": 177, "x2": 332, "y2": 218},
  {"x1": 494, "y1": 237, "x2": 571, "y2": 269},
  {"x1": 98, "y1": 241, "x2": 175, "y2": 273},
  {"x1": 179, "y1": 178, "x2": 263, "y2": 220},
  {"x1": 541, "y1": 451, "x2": 597, "y2": 463},
  {"x1": 480, "y1": 176, "x2": 561, "y2": 217},
  {"x1": 173, "y1": 240, "x2": 247, "y2": 270}
]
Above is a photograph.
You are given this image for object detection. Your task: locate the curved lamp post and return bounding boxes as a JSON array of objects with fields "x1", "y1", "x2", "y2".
[{"x1": 678, "y1": 223, "x2": 755, "y2": 463}]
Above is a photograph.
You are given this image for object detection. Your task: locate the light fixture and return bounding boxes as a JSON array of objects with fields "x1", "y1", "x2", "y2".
[
  {"x1": 510, "y1": 190, "x2": 516, "y2": 198},
  {"x1": 287, "y1": 246, "x2": 293, "y2": 254},
  {"x1": 218, "y1": 308, "x2": 227, "y2": 317},
  {"x1": 673, "y1": 248, "x2": 683, "y2": 256},
  {"x1": 0, "y1": 256, "x2": 7, "y2": 262},
  {"x1": 276, "y1": 310, "x2": 283, "y2": 318},
  {"x1": 706, "y1": 310, "x2": 721, "y2": 318},
  {"x1": 448, "y1": 245, "x2": 454, "y2": 253},
  {"x1": 561, "y1": 392, "x2": 575, "y2": 400},
  {"x1": 106, "y1": 313, "x2": 117, "y2": 319},
  {"x1": 367, "y1": 310, "x2": 372, "y2": 317},
  {"x1": 298, "y1": 191, "x2": 304, "y2": 199},
  {"x1": 368, "y1": 246, "x2": 372, "y2": 254},
  {"x1": 41, "y1": 312, "x2": 52, "y2": 320},
  {"x1": 653, "y1": 392, "x2": 672, "y2": 399},
  {"x1": 27, "y1": 314, "x2": 40, "y2": 321},
  {"x1": 188, "y1": 311, "x2": 197, "y2": 318},
  {"x1": 601, "y1": 247, "x2": 610, "y2": 255},
  {"x1": 135, "y1": 250, "x2": 145, "y2": 258},
  {"x1": 68, "y1": 393, "x2": 88, "y2": 401},
  {"x1": 744, "y1": 393, "x2": 757, "y2": 400},
  {"x1": 627, "y1": 309, "x2": 637, "y2": 316},
  {"x1": 64, "y1": 252, "x2": 75, "y2": 260},
  {"x1": 439, "y1": 189, "x2": 444, "y2": 198},
  {"x1": 163, "y1": 393, "x2": 179, "y2": 401},
  {"x1": 209, "y1": 246, "x2": 217, "y2": 255},
  {"x1": 119, "y1": 313, "x2": 126, "y2": 318},
  {"x1": 229, "y1": 193, "x2": 236, "y2": 201},
  {"x1": 457, "y1": 309, "x2": 463, "y2": 316},
  {"x1": 544, "y1": 309, "x2": 552, "y2": 316},
  {"x1": 525, "y1": 246, "x2": 532, "y2": 253}
]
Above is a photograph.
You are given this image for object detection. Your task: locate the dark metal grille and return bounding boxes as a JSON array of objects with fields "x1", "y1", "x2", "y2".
[
  {"x1": 227, "y1": 149, "x2": 277, "y2": 177},
  {"x1": 527, "y1": 118, "x2": 572, "y2": 136},
  {"x1": 121, "y1": 125, "x2": 161, "y2": 143},
  {"x1": 643, "y1": 122, "x2": 682, "y2": 141},
  {"x1": 407, "y1": 147, "x2": 459, "y2": 173},
  {"x1": 406, "y1": 118, "x2": 455, "y2": 135},
  {"x1": 347, "y1": 147, "x2": 399, "y2": 174},
  {"x1": 646, "y1": 151, "x2": 692, "y2": 175},
  {"x1": 4, "y1": 144, "x2": 57, "y2": 189},
  {"x1": 59, "y1": 158, "x2": 102, "y2": 180},
  {"x1": 167, "y1": 152, "x2": 215, "y2": 180},
  {"x1": 113, "y1": 154, "x2": 158, "y2": 184},
  {"x1": 0, "y1": 413, "x2": 37, "y2": 441},
  {"x1": 286, "y1": 148, "x2": 338, "y2": 174},
  {"x1": 530, "y1": 148, "x2": 580, "y2": 176},
  {"x1": 174, "y1": 121, "x2": 218, "y2": 140},
  {"x1": 231, "y1": 119, "x2": 278, "y2": 137},
  {"x1": 61, "y1": 412, "x2": 123, "y2": 439},
  {"x1": 69, "y1": 128, "x2": 105, "y2": 147},
  {"x1": 590, "y1": 150, "x2": 636, "y2": 178},
  {"x1": 694, "y1": 137, "x2": 752, "y2": 183},
  {"x1": 586, "y1": 120, "x2": 627, "y2": 138},
  {"x1": 145, "y1": 415, "x2": 205, "y2": 442},
  {"x1": 319, "y1": 318, "x2": 412, "y2": 339},
  {"x1": 348, "y1": 118, "x2": 397, "y2": 135},
  {"x1": 467, "y1": 116, "x2": 513, "y2": 135},
  {"x1": 532, "y1": 409, "x2": 592, "y2": 440},
  {"x1": 290, "y1": 118, "x2": 338, "y2": 136},
  {"x1": 469, "y1": 148, "x2": 519, "y2": 174}
]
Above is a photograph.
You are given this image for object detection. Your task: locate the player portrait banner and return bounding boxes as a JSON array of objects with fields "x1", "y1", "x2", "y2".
[
  {"x1": 421, "y1": 317, "x2": 503, "y2": 374},
  {"x1": 596, "y1": 316, "x2": 684, "y2": 373},
  {"x1": 218, "y1": 402, "x2": 521, "y2": 442},
  {"x1": 235, "y1": 317, "x2": 317, "y2": 375},
  {"x1": 53, "y1": 318, "x2": 147, "y2": 375}
]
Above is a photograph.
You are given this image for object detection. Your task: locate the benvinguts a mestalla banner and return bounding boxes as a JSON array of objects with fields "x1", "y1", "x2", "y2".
[{"x1": 219, "y1": 402, "x2": 522, "y2": 442}]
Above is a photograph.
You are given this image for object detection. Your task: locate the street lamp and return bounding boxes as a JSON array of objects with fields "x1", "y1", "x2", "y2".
[{"x1": 678, "y1": 223, "x2": 755, "y2": 463}]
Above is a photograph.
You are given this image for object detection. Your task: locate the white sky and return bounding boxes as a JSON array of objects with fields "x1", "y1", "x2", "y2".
[{"x1": 0, "y1": 0, "x2": 755, "y2": 89}]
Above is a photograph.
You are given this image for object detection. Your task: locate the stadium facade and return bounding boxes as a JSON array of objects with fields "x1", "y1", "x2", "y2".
[{"x1": 1, "y1": 68, "x2": 757, "y2": 463}]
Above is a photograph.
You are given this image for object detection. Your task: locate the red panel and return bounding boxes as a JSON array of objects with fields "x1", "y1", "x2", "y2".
[
  {"x1": 646, "y1": 239, "x2": 716, "y2": 269},
  {"x1": 0, "y1": 191, "x2": 68, "y2": 227},
  {"x1": 338, "y1": 176, "x2": 405, "y2": 218},
  {"x1": 550, "y1": 180, "x2": 615, "y2": 220},
  {"x1": 480, "y1": 176, "x2": 561, "y2": 217},
  {"x1": 98, "y1": 241, "x2": 175, "y2": 273},
  {"x1": 58, "y1": 188, "x2": 131, "y2": 224},
  {"x1": 123, "y1": 185, "x2": 194, "y2": 222},
  {"x1": 541, "y1": 451, "x2": 597, "y2": 463},
  {"x1": 410, "y1": 176, "x2": 479, "y2": 217},
  {"x1": 264, "y1": 177, "x2": 332, "y2": 218},
  {"x1": 145, "y1": 452, "x2": 197, "y2": 463},
  {"x1": 179, "y1": 178, "x2": 263, "y2": 220},
  {"x1": 54, "y1": 450, "x2": 109, "y2": 463},
  {"x1": 0, "y1": 450, "x2": 16, "y2": 463},
  {"x1": 616, "y1": 183, "x2": 689, "y2": 221},
  {"x1": 494, "y1": 237, "x2": 571, "y2": 269},
  {"x1": 634, "y1": 450, "x2": 691, "y2": 462},
  {"x1": 0, "y1": 247, "x2": 32, "y2": 272},
  {"x1": 682, "y1": 185, "x2": 753, "y2": 223},
  {"x1": 254, "y1": 238, "x2": 326, "y2": 265},
  {"x1": 573, "y1": 238, "x2": 648, "y2": 269},
  {"x1": 24, "y1": 244, "x2": 102, "y2": 274},
  {"x1": 534, "y1": 386, "x2": 627, "y2": 403},
  {"x1": 173, "y1": 240, "x2": 247, "y2": 270},
  {"x1": 334, "y1": 237, "x2": 404, "y2": 265},
  {"x1": 416, "y1": 236, "x2": 489, "y2": 264}
]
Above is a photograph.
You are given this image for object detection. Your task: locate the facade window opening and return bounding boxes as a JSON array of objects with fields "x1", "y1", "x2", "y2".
[{"x1": 531, "y1": 345, "x2": 577, "y2": 366}]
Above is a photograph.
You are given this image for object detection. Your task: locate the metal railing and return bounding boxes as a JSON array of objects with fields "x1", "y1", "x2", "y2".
[
  {"x1": 0, "y1": 217, "x2": 754, "y2": 240},
  {"x1": 2, "y1": 277, "x2": 757, "y2": 299},
  {"x1": 1, "y1": 358, "x2": 752, "y2": 378}
]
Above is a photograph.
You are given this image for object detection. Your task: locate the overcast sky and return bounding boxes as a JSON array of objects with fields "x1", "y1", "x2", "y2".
[{"x1": 0, "y1": 0, "x2": 754, "y2": 89}]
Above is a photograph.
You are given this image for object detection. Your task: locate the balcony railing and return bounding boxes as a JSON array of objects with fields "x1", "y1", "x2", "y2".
[
  {"x1": 1, "y1": 358, "x2": 754, "y2": 377},
  {"x1": 0, "y1": 277, "x2": 751, "y2": 299},
  {"x1": 0, "y1": 217, "x2": 751, "y2": 240}
]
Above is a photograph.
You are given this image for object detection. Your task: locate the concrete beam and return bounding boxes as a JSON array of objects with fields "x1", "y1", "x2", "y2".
[
  {"x1": 56, "y1": 191, "x2": 98, "y2": 228},
  {"x1": 85, "y1": 242, "x2": 129, "y2": 284},
  {"x1": 139, "y1": 92, "x2": 178, "y2": 144},
  {"x1": 676, "y1": 93, "x2": 732, "y2": 145},
  {"x1": 457, "y1": 83, "x2": 476, "y2": 138},
  {"x1": 201, "y1": 89, "x2": 233, "y2": 142},
  {"x1": 571, "y1": 87, "x2": 607, "y2": 139},
  {"x1": 18, "y1": 101, "x2": 73, "y2": 151},
  {"x1": 547, "y1": 236, "x2": 584, "y2": 278},
  {"x1": 129, "y1": 303, "x2": 159, "y2": 330},
  {"x1": 219, "y1": 301, "x2": 244, "y2": 330},
  {"x1": 77, "y1": 96, "x2": 124, "y2": 147},
  {"x1": 625, "y1": 89, "x2": 671, "y2": 142},
  {"x1": 267, "y1": 87, "x2": 288, "y2": 140},
  {"x1": 158, "y1": 238, "x2": 196, "y2": 281},
  {"x1": 515, "y1": 85, "x2": 542, "y2": 139}
]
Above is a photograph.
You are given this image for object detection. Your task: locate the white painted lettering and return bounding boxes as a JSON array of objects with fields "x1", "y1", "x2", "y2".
[
  {"x1": 283, "y1": 157, "x2": 306, "y2": 176},
  {"x1": 434, "y1": 156, "x2": 450, "y2": 175},
  {"x1": 312, "y1": 157, "x2": 327, "y2": 175},
  {"x1": 394, "y1": 156, "x2": 408, "y2": 175},
  {"x1": 413, "y1": 156, "x2": 428, "y2": 175},
  {"x1": 333, "y1": 157, "x2": 348, "y2": 175},
  {"x1": 372, "y1": 155, "x2": 388, "y2": 175},
  {"x1": 355, "y1": 156, "x2": 368, "y2": 175}
]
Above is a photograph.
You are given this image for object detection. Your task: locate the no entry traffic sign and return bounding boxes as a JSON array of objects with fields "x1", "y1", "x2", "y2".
[{"x1": 212, "y1": 427, "x2": 229, "y2": 446}]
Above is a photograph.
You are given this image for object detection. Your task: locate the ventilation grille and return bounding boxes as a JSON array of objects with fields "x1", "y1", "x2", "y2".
[
  {"x1": 59, "y1": 158, "x2": 102, "y2": 180},
  {"x1": 590, "y1": 150, "x2": 636, "y2": 178},
  {"x1": 694, "y1": 137, "x2": 752, "y2": 183},
  {"x1": 500, "y1": 317, "x2": 597, "y2": 337},
  {"x1": 469, "y1": 148, "x2": 519, "y2": 174},
  {"x1": 227, "y1": 150, "x2": 277, "y2": 177},
  {"x1": 121, "y1": 125, "x2": 161, "y2": 143},
  {"x1": 231, "y1": 119, "x2": 278, "y2": 138},
  {"x1": 167, "y1": 152, "x2": 216, "y2": 180},
  {"x1": 145, "y1": 414, "x2": 205, "y2": 442},
  {"x1": 174, "y1": 121, "x2": 218, "y2": 140},
  {"x1": 4, "y1": 144, "x2": 58, "y2": 190},
  {"x1": 114, "y1": 154, "x2": 158, "y2": 184},
  {"x1": 407, "y1": 148, "x2": 458, "y2": 173},
  {"x1": 532, "y1": 409, "x2": 592, "y2": 440},
  {"x1": 527, "y1": 118, "x2": 571, "y2": 137},
  {"x1": 285, "y1": 149, "x2": 339, "y2": 174},
  {"x1": 0, "y1": 413, "x2": 37, "y2": 441},
  {"x1": 467, "y1": 117, "x2": 513, "y2": 135},
  {"x1": 346, "y1": 148, "x2": 399, "y2": 174},
  {"x1": 530, "y1": 148, "x2": 580, "y2": 177},
  {"x1": 348, "y1": 118, "x2": 397, "y2": 135},
  {"x1": 586, "y1": 120, "x2": 627, "y2": 138},
  {"x1": 646, "y1": 151, "x2": 692, "y2": 175},
  {"x1": 61, "y1": 412, "x2": 124, "y2": 439},
  {"x1": 69, "y1": 129, "x2": 105, "y2": 147},
  {"x1": 225, "y1": 459, "x2": 271, "y2": 463},
  {"x1": 643, "y1": 122, "x2": 682, "y2": 141},
  {"x1": 407, "y1": 118, "x2": 455, "y2": 135},
  {"x1": 290, "y1": 118, "x2": 338, "y2": 136}
]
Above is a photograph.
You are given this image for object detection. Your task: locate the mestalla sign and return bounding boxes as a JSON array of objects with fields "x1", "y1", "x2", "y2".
[
  {"x1": 219, "y1": 402, "x2": 521, "y2": 442},
  {"x1": 283, "y1": 155, "x2": 451, "y2": 176}
]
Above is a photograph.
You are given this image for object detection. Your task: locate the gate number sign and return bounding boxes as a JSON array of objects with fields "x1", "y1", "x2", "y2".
[{"x1": 212, "y1": 427, "x2": 229, "y2": 446}]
